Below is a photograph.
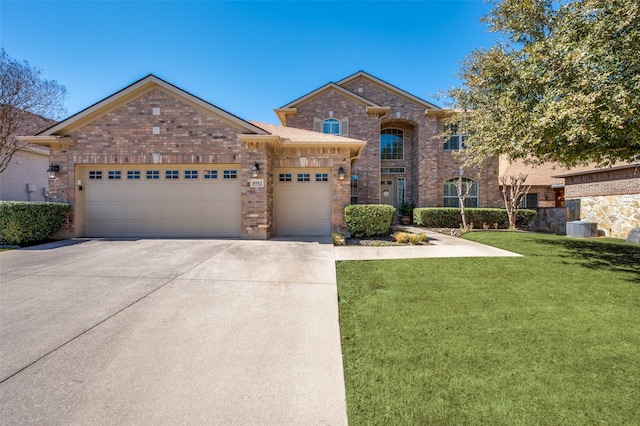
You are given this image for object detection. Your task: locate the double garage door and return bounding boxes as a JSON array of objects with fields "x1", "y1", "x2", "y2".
[{"x1": 81, "y1": 165, "x2": 241, "y2": 238}]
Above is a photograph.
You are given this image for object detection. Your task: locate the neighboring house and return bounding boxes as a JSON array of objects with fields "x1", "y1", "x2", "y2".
[
  {"x1": 554, "y1": 164, "x2": 640, "y2": 239},
  {"x1": 0, "y1": 109, "x2": 54, "y2": 201},
  {"x1": 0, "y1": 144, "x2": 50, "y2": 201},
  {"x1": 499, "y1": 159, "x2": 596, "y2": 209}
]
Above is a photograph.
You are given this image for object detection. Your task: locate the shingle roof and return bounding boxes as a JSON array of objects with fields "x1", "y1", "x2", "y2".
[
  {"x1": 499, "y1": 158, "x2": 598, "y2": 186},
  {"x1": 249, "y1": 121, "x2": 367, "y2": 145}
]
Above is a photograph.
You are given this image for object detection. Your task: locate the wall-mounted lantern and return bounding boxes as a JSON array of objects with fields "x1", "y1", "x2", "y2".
[
  {"x1": 251, "y1": 162, "x2": 260, "y2": 178},
  {"x1": 338, "y1": 166, "x2": 345, "y2": 180},
  {"x1": 47, "y1": 164, "x2": 60, "y2": 180}
]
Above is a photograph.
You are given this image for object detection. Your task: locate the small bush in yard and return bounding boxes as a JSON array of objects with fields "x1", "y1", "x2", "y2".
[
  {"x1": 345, "y1": 204, "x2": 396, "y2": 238},
  {"x1": 0, "y1": 201, "x2": 71, "y2": 246},
  {"x1": 393, "y1": 232, "x2": 428, "y2": 244},
  {"x1": 414, "y1": 207, "x2": 536, "y2": 229}
]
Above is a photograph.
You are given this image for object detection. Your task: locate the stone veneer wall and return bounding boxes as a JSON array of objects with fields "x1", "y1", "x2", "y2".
[
  {"x1": 531, "y1": 207, "x2": 567, "y2": 234},
  {"x1": 574, "y1": 195, "x2": 640, "y2": 238},
  {"x1": 564, "y1": 167, "x2": 640, "y2": 238}
]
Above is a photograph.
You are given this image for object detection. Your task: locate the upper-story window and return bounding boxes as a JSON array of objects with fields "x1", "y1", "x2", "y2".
[
  {"x1": 380, "y1": 128, "x2": 404, "y2": 160},
  {"x1": 443, "y1": 123, "x2": 468, "y2": 150},
  {"x1": 322, "y1": 118, "x2": 340, "y2": 135}
]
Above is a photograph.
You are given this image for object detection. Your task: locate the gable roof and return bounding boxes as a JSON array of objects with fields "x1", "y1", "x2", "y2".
[
  {"x1": 33, "y1": 74, "x2": 267, "y2": 139},
  {"x1": 337, "y1": 71, "x2": 442, "y2": 110},
  {"x1": 275, "y1": 82, "x2": 385, "y2": 125}
]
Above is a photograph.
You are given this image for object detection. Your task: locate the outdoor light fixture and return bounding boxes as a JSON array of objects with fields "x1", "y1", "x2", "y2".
[
  {"x1": 47, "y1": 164, "x2": 60, "y2": 180},
  {"x1": 338, "y1": 166, "x2": 345, "y2": 180},
  {"x1": 251, "y1": 162, "x2": 260, "y2": 178}
]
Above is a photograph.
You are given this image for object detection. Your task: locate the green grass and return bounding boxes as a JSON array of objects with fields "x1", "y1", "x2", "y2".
[{"x1": 337, "y1": 233, "x2": 640, "y2": 425}]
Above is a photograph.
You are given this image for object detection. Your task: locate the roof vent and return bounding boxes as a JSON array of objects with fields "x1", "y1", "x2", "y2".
[{"x1": 566, "y1": 221, "x2": 598, "y2": 237}]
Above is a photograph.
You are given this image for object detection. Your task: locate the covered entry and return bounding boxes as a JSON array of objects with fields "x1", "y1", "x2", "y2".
[
  {"x1": 79, "y1": 165, "x2": 241, "y2": 238},
  {"x1": 275, "y1": 168, "x2": 332, "y2": 236}
]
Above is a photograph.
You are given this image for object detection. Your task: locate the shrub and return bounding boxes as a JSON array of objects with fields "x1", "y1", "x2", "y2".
[
  {"x1": 345, "y1": 204, "x2": 396, "y2": 237},
  {"x1": 414, "y1": 208, "x2": 536, "y2": 229},
  {"x1": 0, "y1": 201, "x2": 71, "y2": 246},
  {"x1": 392, "y1": 231, "x2": 428, "y2": 244}
]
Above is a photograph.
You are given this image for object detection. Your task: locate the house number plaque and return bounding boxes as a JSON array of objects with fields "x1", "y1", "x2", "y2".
[{"x1": 249, "y1": 179, "x2": 264, "y2": 188}]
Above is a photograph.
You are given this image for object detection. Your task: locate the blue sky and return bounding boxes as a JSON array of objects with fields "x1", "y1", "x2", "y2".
[{"x1": 1, "y1": 1, "x2": 495, "y2": 124}]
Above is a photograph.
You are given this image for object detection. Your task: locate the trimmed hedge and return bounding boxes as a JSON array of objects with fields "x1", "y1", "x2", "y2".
[
  {"x1": 0, "y1": 201, "x2": 71, "y2": 246},
  {"x1": 414, "y1": 208, "x2": 537, "y2": 229},
  {"x1": 345, "y1": 204, "x2": 396, "y2": 237}
]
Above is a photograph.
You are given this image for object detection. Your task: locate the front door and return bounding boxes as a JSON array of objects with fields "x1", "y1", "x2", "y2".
[{"x1": 380, "y1": 178, "x2": 396, "y2": 209}]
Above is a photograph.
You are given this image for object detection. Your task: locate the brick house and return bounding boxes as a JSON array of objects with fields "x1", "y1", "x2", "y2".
[
  {"x1": 19, "y1": 72, "x2": 505, "y2": 239},
  {"x1": 278, "y1": 71, "x2": 501, "y2": 211}
]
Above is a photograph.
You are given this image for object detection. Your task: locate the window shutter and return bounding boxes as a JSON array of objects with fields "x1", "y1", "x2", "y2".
[
  {"x1": 314, "y1": 118, "x2": 322, "y2": 132},
  {"x1": 340, "y1": 117, "x2": 349, "y2": 136}
]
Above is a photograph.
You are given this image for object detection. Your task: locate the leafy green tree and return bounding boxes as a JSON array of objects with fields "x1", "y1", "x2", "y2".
[{"x1": 448, "y1": 0, "x2": 640, "y2": 168}]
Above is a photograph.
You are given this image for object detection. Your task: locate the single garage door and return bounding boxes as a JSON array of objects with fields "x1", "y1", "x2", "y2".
[
  {"x1": 275, "y1": 168, "x2": 332, "y2": 236},
  {"x1": 81, "y1": 165, "x2": 241, "y2": 238}
]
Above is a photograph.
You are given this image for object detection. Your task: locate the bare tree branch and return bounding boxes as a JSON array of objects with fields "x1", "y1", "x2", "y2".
[
  {"x1": 499, "y1": 173, "x2": 531, "y2": 230},
  {"x1": 0, "y1": 49, "x2": 66, "y2": 173}
]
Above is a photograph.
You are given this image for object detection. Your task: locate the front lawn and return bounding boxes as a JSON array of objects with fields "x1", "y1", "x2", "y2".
[{"x1": 337, "y1": 233, "x2": 640, "y2": 425}]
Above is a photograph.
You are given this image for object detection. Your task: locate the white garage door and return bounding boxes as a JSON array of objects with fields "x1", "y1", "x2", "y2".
[
  {"x1": 275, "y1": 168, "x2": 332, "y2": 236},
  {"x1": 82, "y1": 165, "x2": 241, "y2": 238}
]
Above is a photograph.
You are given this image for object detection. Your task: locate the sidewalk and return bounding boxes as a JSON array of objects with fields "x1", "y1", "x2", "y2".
[{"x1": 334, "y1": 229, "x2": 522, "y2": 261}]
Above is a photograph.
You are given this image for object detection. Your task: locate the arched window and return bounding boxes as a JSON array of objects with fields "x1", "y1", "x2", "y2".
[
  {"x1": 443, "y1": 177, "x2": 478, "y2": 207},
  {"x1": 380, "y1": 128, "x2": 404, "y2": 160},
  {"x1": 322, "y1": 118, "x2": 340, "y2": 135}
]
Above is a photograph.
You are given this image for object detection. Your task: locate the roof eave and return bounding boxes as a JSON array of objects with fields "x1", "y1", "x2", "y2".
[
  {"x1": 274, "y1": 107, "x2": 297, "y2": 126},
  {"x1": 16, "y1": 135, "x2": 71, "y2": 146}
]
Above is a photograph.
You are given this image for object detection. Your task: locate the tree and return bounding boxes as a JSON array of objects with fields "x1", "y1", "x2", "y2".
[
  {"x1": 453, "y1": 176, "x2": 475, "y2": 229},
  {"x1": 0, "y1": 49, "x2": 66, "y2": 173},
  {"x1": 448, "y1": 0, "x2": 640, "y2": 168},
  {"x1": 499, "y1": 173, "x2": 531, "y2": 230}
]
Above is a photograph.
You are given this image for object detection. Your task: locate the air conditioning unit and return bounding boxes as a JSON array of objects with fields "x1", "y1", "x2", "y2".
[{"x1": 566, "y1": 221, "x2": 598, "y2": 237}]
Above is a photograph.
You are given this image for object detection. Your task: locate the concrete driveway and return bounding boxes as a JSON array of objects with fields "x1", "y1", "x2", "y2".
[{"x1": 0, "y1": 238, "x2": 346, "y2": 425}]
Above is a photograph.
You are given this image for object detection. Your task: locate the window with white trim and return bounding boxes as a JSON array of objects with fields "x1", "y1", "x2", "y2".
[
  {"x1": 322, "y1": 118, "x2": 340, "y2": 135},
  {"x1": 380, "y1": 128, "x2": 404, "y2": 160},
  {"x1": 520, "y1": 193, "x2": 538, "y2": 208},
  {"x1": 146, "y1": 170, "x2": 160, "y2": 180},
  {"x1": 297, "y1": 173, "x2": 310, "y2": 182},
  {"x1": 443, "y1": 123, "x2": 468, "y2": 150},
  {"x1": 89, "y1": 171, "x2": 102, "y2": 180},
  {"x1": 351, "y1": 175, "x2": 358, "y2": 204},
  {"x1": 223, "y1": 170, "x2": 237, "y2": 179},
  {"x1": 165, "y1": 170, "x2": 179, "y2": 180},
  {"x1": 108, "y1": 170, "x2": 121, "y2": 180},
  {"x1": 315, "y1": 173, "x2": 329, "y2": 182},
  {"x1": 279, "y1": 173, "x2": 292, "y2": 182},
  {"x1": 184, "y1": 170, "x2": 198, "y2": 179},
  {"x1": 443, "y1": 177, "x2": 478, "y2": 207}
]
